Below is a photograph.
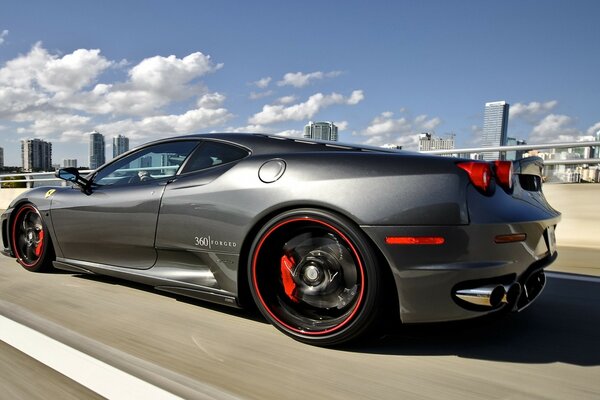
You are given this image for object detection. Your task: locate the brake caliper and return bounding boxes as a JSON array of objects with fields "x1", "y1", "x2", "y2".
[
  {"x1": 280, "y1": 255, "x2": 298, "y2": 302},
  {"x1": 34, "y1": 230, "x2": 44, "y2": 257}
]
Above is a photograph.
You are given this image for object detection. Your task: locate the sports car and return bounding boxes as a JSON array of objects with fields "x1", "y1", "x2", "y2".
[{"x1": 0, "y1": 133, "x2": 560, "y2": 345}]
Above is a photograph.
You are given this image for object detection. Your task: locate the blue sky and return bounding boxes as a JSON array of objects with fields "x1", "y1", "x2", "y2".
[{"x1": 1, "y1": 0, "x2": 599, "y2": 167}]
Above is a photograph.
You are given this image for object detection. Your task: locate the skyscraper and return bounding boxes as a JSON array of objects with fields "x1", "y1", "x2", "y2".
[
  {"x1": 0, "y1": 147, "x2": 3, "y2": 168},
  {"x1": 482, "y1": 101, "x2": 510, "y2": 161},
  {"x1": 304, "y1": 121, "x2": 338, "y2": 141},
  {"x1": 21, "y1": 139, "x2": 53, "y2": 172},
  {"x1": 113, "y1": 134, "x2": 130, "y2": 158},
  {"x1": 89, "y1": 130, "x2": 105, "y2": 169}
]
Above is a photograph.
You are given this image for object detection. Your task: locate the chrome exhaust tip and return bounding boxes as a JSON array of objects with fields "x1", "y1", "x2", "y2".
[
  {"x1": 502, "y1": 282, "x2": 522, "y2": 305},
  {"x1": 455, "y1": 285, "x2": 506, "y2": 307}
]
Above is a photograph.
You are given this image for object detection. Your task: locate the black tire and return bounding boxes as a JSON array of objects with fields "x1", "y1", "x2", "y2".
[
  {"x1": 11, "y1": 203, "x2": 55, "y2": 272},
  {"x1": 249, "y1": 209, "x2": 381, "y2": 346}
]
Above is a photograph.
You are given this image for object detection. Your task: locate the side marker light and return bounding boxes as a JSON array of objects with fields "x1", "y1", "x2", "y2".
[{"x1": 385, "y1": 236, "x2": 445, "y2": 245}]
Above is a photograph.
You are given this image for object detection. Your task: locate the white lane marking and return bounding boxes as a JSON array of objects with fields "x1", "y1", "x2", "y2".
[
  {"x1": 0, "y1": 315, "x2": 183, "y2": 400},
  {"x1": 546, "y1": 272, "x2": 600, "y2": 284}
]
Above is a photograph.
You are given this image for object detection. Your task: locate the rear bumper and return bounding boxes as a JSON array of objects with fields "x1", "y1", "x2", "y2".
[{"x1": 363, "y1": 216, "x2": 560, "y2": 323}]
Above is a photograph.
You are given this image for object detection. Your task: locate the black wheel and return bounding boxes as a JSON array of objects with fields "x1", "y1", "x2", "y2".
[
  {"x1": 11, "y1": 204, "x2": 55, "y2": 272},
  {"x1": 249, "y1": 209, "x2": 381, "y2": 346}
]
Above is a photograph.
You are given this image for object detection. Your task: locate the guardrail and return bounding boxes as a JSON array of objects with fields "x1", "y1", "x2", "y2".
[
  {"x1": 2, "y1": 141, "x2": 599, "y2": 188},
  {"x1": 0, "y1": 171, "x2": 93, "y2": 189}
]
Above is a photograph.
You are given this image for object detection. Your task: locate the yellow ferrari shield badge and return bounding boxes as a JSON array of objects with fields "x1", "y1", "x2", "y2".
[{"x1": 45, "y1": 189, "x2": 56, "y2": 199}]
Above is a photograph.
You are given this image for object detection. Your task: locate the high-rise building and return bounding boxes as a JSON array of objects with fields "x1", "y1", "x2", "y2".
[
  {"x1": 0, "y1": 147, "x2": 3, "y2": 168},
  {"x1": 113, "y1": 134, "x2": 130, "y2": 158},
  {"x1": 418, "y1": 133, "x2": 455, "y2": 152},
  {"x1": 21, "y1": 139, "x2": 53, "y2": 172},
  {"x1": 89, "y1": 130, "x2": 105, "y2": 169},
  {"x1": 304, "y1": 121, "x2": 338, "y2": 141},
  {"x1": 482, "y1": 101, "x2": 510, "y2": 161},
  {"x1": 63, "y1": 159, "x2": 78, "y2": 168}
]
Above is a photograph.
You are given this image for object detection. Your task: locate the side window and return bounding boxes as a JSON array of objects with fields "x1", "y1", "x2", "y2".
[
  {"x1": 181, "y1": 141, "x2": 249, "y2": 174},
  {"x1": 93, "y1": 141, "x2": 199, "y2": 186}
]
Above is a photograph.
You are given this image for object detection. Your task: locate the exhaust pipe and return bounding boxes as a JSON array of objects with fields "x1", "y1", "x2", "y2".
[
  {"x1": 502, "y1": 282, "x2": 522, "y2": 305},
  {"x1": 455, "y1": 285, "x2": 506, "y2": 307}
]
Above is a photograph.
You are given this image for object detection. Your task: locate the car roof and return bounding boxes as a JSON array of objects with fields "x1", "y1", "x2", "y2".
[{"x1": 164, "y1": 132, "x2": 411, "y2": 156}]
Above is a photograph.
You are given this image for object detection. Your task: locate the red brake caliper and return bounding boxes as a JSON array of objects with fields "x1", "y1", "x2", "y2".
[
  {"x1": 34, "y1": 230, "x2": 44, "y2": 257},
  {"x1": 280, "y1": 255, "x2": 298, "y2": 302}
]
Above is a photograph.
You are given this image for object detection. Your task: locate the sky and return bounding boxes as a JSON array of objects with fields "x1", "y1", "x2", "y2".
[{"x1": 1, "y1": 0, "x2": 599, "y2": 167}]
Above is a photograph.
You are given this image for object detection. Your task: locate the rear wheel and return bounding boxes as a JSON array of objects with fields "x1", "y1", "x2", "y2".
[
  {"x1": 249, "y1": 209, "x2": 381, "y2": 346},
  {"x1": 11, "y1": 204, "x2": 55, "y2": 272}
]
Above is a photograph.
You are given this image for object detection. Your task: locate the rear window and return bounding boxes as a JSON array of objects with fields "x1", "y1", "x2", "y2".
[{"x1": 181, "y1": 141, "x2": 249, "y2": 173}]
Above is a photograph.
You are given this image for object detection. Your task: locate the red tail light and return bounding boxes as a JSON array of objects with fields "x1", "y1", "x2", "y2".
[
  {"x1": 457, "y1": 162, "x2": 492, "y2": 192},
  {"x1": 493, "y1": 161, "x2": 513, "y2": 190}
]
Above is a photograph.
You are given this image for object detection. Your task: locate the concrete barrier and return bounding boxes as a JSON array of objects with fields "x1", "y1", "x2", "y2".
[
  {"x1": 543, "y1": 184, "x2": 600, "y2": 249},
  {"x1": 0, "y1": 184, "x2": 598, "y2": 249},
  {"x1": 0, "y1": 189, "x2": 28, "y2": 210}
]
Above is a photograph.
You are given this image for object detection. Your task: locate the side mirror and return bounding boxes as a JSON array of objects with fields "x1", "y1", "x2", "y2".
[{"x1": 56, "y1": 168, "x2": 91, "y2": 194}]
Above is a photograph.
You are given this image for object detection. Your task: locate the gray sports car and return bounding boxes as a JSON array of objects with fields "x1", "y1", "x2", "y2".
[{"x1": 0, "y1": 133, "x2": 560, "y2": 345}]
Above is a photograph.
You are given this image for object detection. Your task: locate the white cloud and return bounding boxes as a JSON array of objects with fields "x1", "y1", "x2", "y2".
[
  {"x1": 128, "y1": 52, "x2": 221, "y2": 97},
  {"x1": 334, "y1": 121, "x2": 348, "y2": 131},
  {"x1": 0, "y1": 43, "x2": 231, "y2": 146},
  {"x1": 277, "y1": 70, "x2": 342, "y2": 88},
  {"x1": 253, "y1": 77, "x2": 271, "y2": 88},
  {"x1": 0, "y1": 30, "x2": 8, "y2": 45},
  {"x1": 249, "y1": 90, "x2": 274, "y2": 100},
  {"x1": 277, "y1": 95, "x2": 296, "y2": 104},
  {"x1": 275, "y1": 129, "x2": 303, "y2": 138},
  {"x1": 97, "y1": 106, "x2": 232, "y2": 141},
  {"x1": 586, "y1": 121, "x2": 600, "y2": 137},
  {"x1": 511, "y1": 100, "x2": 558, "y2": 122},
  {"x1": 197, "y1": 92, "x2": 225, "y2": 109},
  {"x1": 358, "y1": 111, "x2": 442, "y2": 149},
  {"x1": 529, "y1": 114, "x2": 581, "y2": 143},
  {"x1": 249, "y1": 90, "x2": 364, "y2": 125}
]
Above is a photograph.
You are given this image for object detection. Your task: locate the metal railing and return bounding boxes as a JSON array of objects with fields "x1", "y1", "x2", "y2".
[
  {"x1": 1, "y1": 141, "x2": 599, "y2": 188},
  {"x1": 0, "y1": 170, "x2": 93, "y2": 189}
]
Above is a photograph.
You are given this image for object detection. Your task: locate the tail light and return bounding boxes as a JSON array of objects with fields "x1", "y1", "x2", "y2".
[
  {"x1": 457, "y1": 162, "x2": 492, "y2": 192},
  {"x1": 493, "y1": 161, "x2": 513, "y2": 190}
]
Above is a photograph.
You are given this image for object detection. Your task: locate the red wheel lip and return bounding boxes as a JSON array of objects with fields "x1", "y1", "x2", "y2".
[
  {"x1": 11, "y1": 204, "x2": 43, "y2": 269},
  {"x1": 252, "y1": 216, "x2": 366, "y2": 336}
]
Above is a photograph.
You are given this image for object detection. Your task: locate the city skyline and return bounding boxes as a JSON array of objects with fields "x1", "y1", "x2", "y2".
[{"x1": 1, "y1": 1, "x2": 599, "y2": 165}]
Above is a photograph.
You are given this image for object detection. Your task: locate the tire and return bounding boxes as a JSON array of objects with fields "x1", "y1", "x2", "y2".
[
  {"x1": 249, "y1": 209, "x2": 381, "y2": 346},
  {"x1": 11, "y1": 204, "x2": 55, "y2": 272}
]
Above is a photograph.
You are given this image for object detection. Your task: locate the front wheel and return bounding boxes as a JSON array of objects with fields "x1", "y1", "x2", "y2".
[
  {"x1": 249, "y1": 209, "x2": 381, "y2": 346},
  {"x1": 11, "y1": 204, "x2": 55, "y2": 272}
]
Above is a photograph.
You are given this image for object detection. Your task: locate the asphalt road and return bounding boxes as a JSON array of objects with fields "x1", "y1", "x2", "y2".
[{"x1": 1, "y1": 247, "x2": 599, "y2": 399}]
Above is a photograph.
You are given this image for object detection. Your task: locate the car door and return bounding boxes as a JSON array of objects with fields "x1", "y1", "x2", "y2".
[{"x1": 51, "y1": 140, "x2": 199, "y2": 269}]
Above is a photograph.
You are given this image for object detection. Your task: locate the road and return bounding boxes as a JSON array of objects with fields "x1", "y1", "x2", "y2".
[{"x1": 1, "y1": 247, "x2": 599, "y2": 399}]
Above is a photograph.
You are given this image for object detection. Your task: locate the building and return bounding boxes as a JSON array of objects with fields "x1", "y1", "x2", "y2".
[
  {"x1": 593, "y1": 130, "x2": 600, "y2": 159},
  {"x1": 89, "y1": 131, "x2": 105, "y2": 169},
  {"x1": 63, "y1": 159, "x2": 78, "y2": 168},
  {"x1": 113, "y1": 134, "x2": 130, "y2": 158},
  {"x1": 21, "y1": 139, "x2": 53, "y2": 172},
  {"x1": 0, "y1": 147, "x2": 3, "y2": 168},
  {"x1": 506, "y1": 137, "x2": 527, "y2": 161},
  {"x1": 304, "y1": 121, "x2": 338, "y2": 141},
  {"x1": 418, "y1": 133, "x2": 455, "y2": 152},
  {"x1": 482, "y1": 101, "x2": 510, "y2": 161}
]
